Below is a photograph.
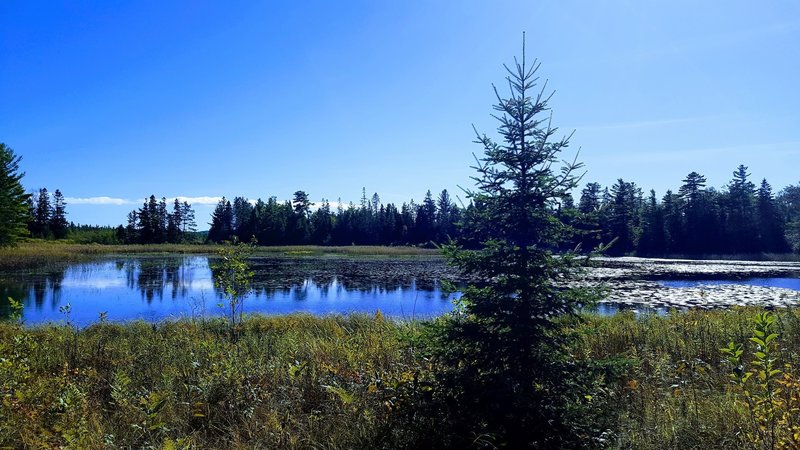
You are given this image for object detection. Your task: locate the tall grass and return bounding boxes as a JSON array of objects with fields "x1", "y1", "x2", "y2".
[
  {"x1": 574, "y1": 308, "x2": 800, "y2": 449},
  {"x1": 0, "y1": 314, "x2": 434, "y2": 449},
  {"x1": 6, "y1": 308, "x2": 800, "y2": 447}
]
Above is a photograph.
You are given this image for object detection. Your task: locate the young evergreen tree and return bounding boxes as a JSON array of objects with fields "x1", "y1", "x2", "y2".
[
  {"x1": 0, "y1": 143, "x2": 31, "y2": 246},
  {"x1": 428, "y1": 42, "x2": 611, "y2": 447},
  {"x1": 50, "y1": 189, "x2": 68, "y2": 239}
]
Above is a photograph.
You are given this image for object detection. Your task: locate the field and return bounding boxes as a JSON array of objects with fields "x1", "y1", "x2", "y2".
[{"x1": 4, "y1": 308, "x2": 800, "y2": 448}]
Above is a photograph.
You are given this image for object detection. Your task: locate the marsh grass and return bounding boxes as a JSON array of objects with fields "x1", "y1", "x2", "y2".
[
  {"x1": 0, "y1": 314, "x2": 436, "y2": 449},
  {"x1": 0, "y1": 242, "x2": 441, "y2": 271},
  {"x1": 6, "y1": 307, "x2": 800, "y2": 448},
  {"x1": 574, "y1": 308, "x2": 800, "y2": 449}
]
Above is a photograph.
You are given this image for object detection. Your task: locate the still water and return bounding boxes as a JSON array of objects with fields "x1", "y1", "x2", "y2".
[
  {"x1": 0, "y1": 256, "x2": 458, "y2": 325},
  {"x1": 4, "y1": 256, "x2": 800, "y2": 326}
]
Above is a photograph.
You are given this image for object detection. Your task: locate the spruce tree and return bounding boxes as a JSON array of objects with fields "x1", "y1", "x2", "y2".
[
  {"x1": 429, "y1": 40, "x2": 610, "y2": 447},
  {"x1": 0, "y1": 143, "x2": 31, "y2": 246}
]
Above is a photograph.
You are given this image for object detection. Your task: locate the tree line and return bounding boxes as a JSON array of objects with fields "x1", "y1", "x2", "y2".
[
  {"x1": 3, "y1": 141, "x2": 800, "y2": 255},
  {"x1": 206, "y1": 188, "x2": 462, "y2": 246},
  {"x1": 119, "y1": 195, "x2": 197, "y2": 244},
  {"x1": 565, "y1": 165, "x2": 800, "y2": 255},
  {"x1": 26, "y1": 187, "x2": 69, "y2": 239}
]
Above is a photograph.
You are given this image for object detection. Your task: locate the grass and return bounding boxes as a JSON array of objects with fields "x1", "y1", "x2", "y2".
[
  {"x1": 6, "y1": 308, "x2": 800, "y2": 448},
  {"x1": 0, "y1": 241, "x2": 442, "y2": 270},
  {"x1": 0, "y1": 314, "x2": 434, "y2": 449},
  {"x1": 572, "y1": 307, "x2": 800, "y2": 449}
]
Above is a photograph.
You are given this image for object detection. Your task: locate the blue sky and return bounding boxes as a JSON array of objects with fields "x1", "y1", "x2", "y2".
[{"x1": 2, "y1": 1, "x2": 799, "y2": 226}]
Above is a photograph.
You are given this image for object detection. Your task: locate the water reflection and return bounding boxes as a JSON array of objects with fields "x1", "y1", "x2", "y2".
[{"x1": 0, "y1": 256, "x2": 457, "y2": 325}]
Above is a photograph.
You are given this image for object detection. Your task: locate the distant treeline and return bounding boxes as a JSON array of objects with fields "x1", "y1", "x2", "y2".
[
  {"x1": 20, "y1": 166, "x2": 800, "y2": 255},
  {"x1": 118, "y1": 195, "x2": 198, "y2": 244},
  {"x1": 565, "y1": 165, "x2": 800, "y2": 256},
  {"x1": 205, "y1": 189, "x2": 461, "y2": 246}
]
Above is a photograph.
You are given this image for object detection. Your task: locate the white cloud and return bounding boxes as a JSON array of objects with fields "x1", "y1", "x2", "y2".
[
  {"x1": 65, "y1": 196, "x2": 134, "y2": 205},
  {"x1": 63, "y1": 196, "x2": 358, "y2": 211},
  {"x1": 172, "y1": 196, "x2": 224, "y2": 205}
]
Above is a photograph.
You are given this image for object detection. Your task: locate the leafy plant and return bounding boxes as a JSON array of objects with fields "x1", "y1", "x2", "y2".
[
  {"x1": 722, "y1": 311, "x2": 800, "y2": 449},
  {"x1": 211, "y1": 239, "x2": 255, "y2": 341}
]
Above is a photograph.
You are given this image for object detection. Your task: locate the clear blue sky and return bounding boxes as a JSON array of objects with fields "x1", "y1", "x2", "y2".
[{"x1": 2, "y1": 1, "x2": 799, "y2": 226}]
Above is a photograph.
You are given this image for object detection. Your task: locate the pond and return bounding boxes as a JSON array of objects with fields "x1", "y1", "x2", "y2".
[
  {"x1": 2, "y1": 256, "x2": 800, "y2": 325},
  {"x1": 0, "y1": 256, "x2": 458, "y2": 326}
]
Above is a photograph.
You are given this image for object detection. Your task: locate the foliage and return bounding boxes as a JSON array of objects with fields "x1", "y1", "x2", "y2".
[{"x1": 0, "y1": 143, "x2": 30, "y2": 246}]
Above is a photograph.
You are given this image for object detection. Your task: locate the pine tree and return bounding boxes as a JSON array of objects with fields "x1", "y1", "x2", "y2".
[
  {"x1": 679, "y1": 172, "x2": 710, "y2": 253},
  {"x1": 607, "y1": 179, "x2": 641, "y2": 255},
  {"x1": 208, "y1": 197, "x2": 234, "y2": 242},
  {"x1": 638, "y1": 189, "x2": 666, "y2": 255},
  {"x1": 0, "y1": 143, "x2": 31, "y2": 246},
  {"x1": 125, "y1": 210, "x2": 138, "y2": 243},
  {"x1": 725, "y1": 165, "x2": 757, "y2": 253},
  {"x1": 757, "y1": 179, "x2": 788, "y2": 252},
  {"x1": 414, "y1": 190, "x2": 437, "y2": 244},
  {"x1": 167, "y1": 198, "x2": 183, "y2": 243},
  {"x1": 232, "y1": 197, "x2": 254, "y2": 242},
  {"x1": 180, "y1": 201, "x2": 197, "y2": 233},
  {"x1": 157, "y1": 197, "x2": 169, "y2": 243},
  {"x1": 34, "y1": 187, "x2": 51, "y2": 238},
  {"x1": 289, "y1": 191, "x2": 311, "y2": 244},
  {"x1": 50, "y1": 189, "x2": 68, "y2": 239}
]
